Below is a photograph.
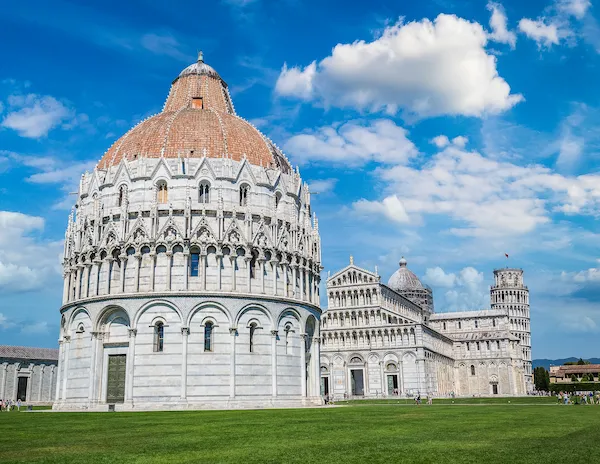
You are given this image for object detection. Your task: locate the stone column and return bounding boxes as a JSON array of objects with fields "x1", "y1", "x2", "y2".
[
  {"x1": 106, "y1": 258, "x2": 114, "y2": 294},
  {"x1": 229, "y1": 328, "x2": 237, "y2": 398},
  {"x1": 300, "y1": 267, "x2": 305, "y2": 301},
  {"x1": 246, "y1": 257, "x2": 252, "y2": 293},
  {"x1": 271, "y1": 330, "x2": 278, "y2": 397},
  {"x1": 180, "y1": 327, "x2": 189, "y2": 401},
  {"x1": 76, "y1": 265, "x2": 83, "y2": 300},
  {"x1": 283, "y1": 261, "x2": 289, "y2": 297},
  {"x1": 134, "y1": 254, "x2": 141, "y2": 292},
  {"x1": 166, "y1": 251, "x2": 173, "y2": 291},
  {"x1": 125, "y1": 329, "x2": 137, "y2": 403},
  {"x1": 200, "y1": 252, "x2": 207, "y2": 290},
  {"x1": 12, "y1": 363, "x2": 20, "y2": 400},
  {"x1": 37, "y1": 365, "x2": 45, "y2": 402},
  {"x1": 230, "y1": 256, "x2": 237, "y2": 291},
  {"x1": 260, "y1": 259, "x2": 265, "y2": 294},
  {"x1": 312, "y1": 337, "x2": 320, "y2": 398},
  {"x1": 61, "y1": 336, "x2": 71, "y2": 401},
  {"x1": 0, "y1": 362, "x2": 7, "y2": 400},
  {"x1": 88, "y1": 332, "x2": 100, "y2": 404},
  {"x1": 363, "y1": 361, "x2": 369, "y2": 397},
  {"x1": 271, "y1": 259, "x2": 278, "y2": 296},
  {"x1": 300, "y1": 334, "x2": 307, "y2": 397},
  {"x1": 55, "y1": 341, "x2": 63, "y2": 402},
  {"x1": 50, "y1": 365, "x2": 57, "y2": 401},
  {"x1": 183, "y1": 252, "x2": 189, "y2": 291},
  {"x1": 85, "y1": 264, "x2": 92, "y2": 298},
  {"x1": 120, "y1": 254, "x2": 127, "y2": 293},
  {"x1": 149, "y1": 253, "x2": 156, "y2": 291},
  {"x1": 94, "y1": 259, "x2": 101, "y2": 296},
  {"x1": 379, "y1": 361, "x2": 385, "y2": 396},
  {"x1": 291, "y1": 264, "x2": 298, "y2": 299},
  {"x1": 62, "y1": 271, "x2": 69, "y2": 304},
  {"x1": 217, "y1": 253, "x2": 223, "y2": 290}
]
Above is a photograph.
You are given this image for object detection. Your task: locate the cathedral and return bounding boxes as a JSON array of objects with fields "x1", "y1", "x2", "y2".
[
  {"x1": 55, "y1": 54, "x2": 531, "y2": 411},
  {"x1": 320, "y1": 258, "x2": 532, "y2": 398}
]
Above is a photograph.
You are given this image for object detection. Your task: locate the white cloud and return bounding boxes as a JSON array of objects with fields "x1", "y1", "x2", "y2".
[
  {"x1": 487, "y1": 2, "x2": 517, "y2": 48},
  {"x1": 140, "y1": 33, "x2": 189, "y2": 62},
  {"x1": 1, "y1": 94, "x2": 75, "y2": 138},
  {"x1": 0, "y1": 211, "x2": 63, "y2": 293},
  {"x1": 518, "y1": 18, "x2": 561, "y2": 48},
  {"x1": 308, "y1": 178, "x2": 337, "y2": 194},
  {"x1": 352, "y1": 142, "x2": 600, "y2": 237},
  {"x1": 423, "y1": 266, "x2": 488, "y2": 311},
  {"x1": 284, "y1": 119, "x2": 418, "y2": 166},
  {"x1": 557, "y1": 0, "x2": 592, "y2": 19},
  {"x1": 452, "y1": 136, "x2": 469, "y2": 148},
  {"x1": 353, "y1": 195, "x2": 410, "y2": 224},
  {"x1": 431, "y1": 135, "x2": 450, "y2": 148},
  {"x1": 275, "y1": 14, "x2": 523, "y2": 118},
  {"x1": 275, "y1": 62, "x2": 316, "y2": 100}
]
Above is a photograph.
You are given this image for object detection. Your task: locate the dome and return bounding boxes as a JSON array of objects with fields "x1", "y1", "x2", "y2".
[
  {"x1": 97, "y1": 53, "x2": 291, "y2": 173},
  {"x1": 387, "y1": 257, "x2": 425, "y2": 291}
]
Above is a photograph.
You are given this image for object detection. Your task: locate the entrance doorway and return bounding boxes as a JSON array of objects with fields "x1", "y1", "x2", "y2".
[
  {"x1": 106, "y1": 354, "x2": 126, "y2": 403},
  {"x1": 387, "y1": 374, "x2": 399, "y2": 395},
  {"x1": 321, "y1": 376, "x2": 330, "y2": 396},
  {"x1": 351, "y1": 369, "x2": 364, "y2": 396},
  {"x1": 17, "y1": 377, "x2": 28, "y2": 401},
  {"x1": 492, "y1": 383, "x2": 498, "y2": 395}
]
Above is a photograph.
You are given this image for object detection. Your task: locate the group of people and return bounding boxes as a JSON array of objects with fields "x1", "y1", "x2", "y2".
[
  {"x1": 0, "y1": 399, "x2": 22, "y2": 412},
  {"x1": 413, "y1": 394, "x2": 434, "y2": 405},
  {"x1": 557, "y1": 391, "x2": 600, "y2": 405}
]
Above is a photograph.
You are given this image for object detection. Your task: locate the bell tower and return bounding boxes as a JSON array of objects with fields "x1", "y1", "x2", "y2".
[{"x1": 490, "y1": 268, "x2": 532, "y2": 391}]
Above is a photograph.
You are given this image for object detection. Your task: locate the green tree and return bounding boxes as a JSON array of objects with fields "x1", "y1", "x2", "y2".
[
  {"x1": 534, "y1": 367, "x2": 551, "y2": 391},
  {"x1": 571, "y1": 374, "x2": 578, "y2": 382}
]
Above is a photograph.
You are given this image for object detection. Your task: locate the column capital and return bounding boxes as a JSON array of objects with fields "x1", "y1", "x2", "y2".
[
  {"x1": 127, "y1": 328, "x2": 137, "y2": 338},
  {"x1": 91, "y1": 331, "x2": 105, "y2": 340},
  {"x1": 63, "y1": 335, "x2": 71, "y2": 343},
  {"x1": 181, "y1": 326, "x2": 190, "y2": 336},
  {"x1": 312, "y1": 337, "x2": 320, "y2": 344},
  {"x1": 229, "y1": 327, "x2": 238, "y2": 335},
  {"x1": 300, "y1": 333, "x2": 307, "y2": 340},
  {"x1": 271, "y1": 330, "x2": 278, "y2": 337}
]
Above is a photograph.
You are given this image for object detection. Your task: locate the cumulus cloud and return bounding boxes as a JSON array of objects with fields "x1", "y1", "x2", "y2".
[
  {"x1": 351, "y1": 142, "x2": 600, "y2": 237},
  {"x1": 1, "y1": 94, "x2": 76, "y2": 138},
  {"x1": 423, "y1": 266, "x2": 488, "y2": 311},
  {"x1": 284, "y1": 119, "x2": 418, "y2": 166},
  {"x1": 487, "y1": 2, "x2": 517, "y2": 48},
  {"x1": 308, "y1": 178, "x2": 337, "y2": 194},
  {"x1": 518, "y1": 18, "x2": 561, "y2": 48},
  {"x1": 275, "y1": 14, "x2": 523, "y2": 118},
  {"x1": 431, "y1": 135, "x2": 450, "y2": 148},
  {"x1": 557, "y1": 0, "x2": 592, "y2": 19},
  {"x1": 0, "y1": 211, "x2": 63, "y2": 293},
  {"x1": 353, "y1": 195, "x2": 410, "y2": 224}
]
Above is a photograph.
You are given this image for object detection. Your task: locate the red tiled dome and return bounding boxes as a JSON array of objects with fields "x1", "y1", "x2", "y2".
[{"x1": 97, "y1": 55, "x2": 291, "y2": 173}]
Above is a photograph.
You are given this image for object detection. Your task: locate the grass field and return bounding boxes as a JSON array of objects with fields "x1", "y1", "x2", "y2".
[{"x1": 1, "y1": 400, "x2": 599, "y2": 463}]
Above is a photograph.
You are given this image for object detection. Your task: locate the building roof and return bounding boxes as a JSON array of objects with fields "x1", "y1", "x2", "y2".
[
  {"x1": 0, "y1": 345, "x2": 58, "y2": 362},
  {"x1": 96, "y1": 54, "x2": 292, "y2": 173},
  {"x1": 550, "y1": 364, "x2": 600, "y2": 376},
  {"x1": 387, "y1": 257, "x2": 425, "y2": 292},
  {"x1": 430, "y1": 310, "x2": 506, "y2": 320}
]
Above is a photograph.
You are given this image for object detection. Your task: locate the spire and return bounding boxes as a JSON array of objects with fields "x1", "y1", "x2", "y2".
[
  {"x1": 350, "y1": 255, "x2": 354, "y2": 265},
  {"x1": 197, "y1": 50, "x2": 204, "y2": 63}
]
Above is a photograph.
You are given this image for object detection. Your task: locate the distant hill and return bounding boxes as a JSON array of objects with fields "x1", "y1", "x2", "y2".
[{"x1": 533, "y1": 358, "x2": 600, "y2": 370}]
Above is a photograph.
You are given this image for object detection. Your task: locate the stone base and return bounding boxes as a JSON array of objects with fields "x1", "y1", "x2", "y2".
[{"x1": 52, "y1": 396, "x2": 324, "y2": 412}]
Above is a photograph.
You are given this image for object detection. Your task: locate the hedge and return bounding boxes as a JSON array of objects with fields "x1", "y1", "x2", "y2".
[{"x1": 550, "y1": 382, "x2": 600, "y2": 393}]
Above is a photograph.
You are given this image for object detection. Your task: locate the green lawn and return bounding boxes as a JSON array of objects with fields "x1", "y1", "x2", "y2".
[{"x1": 1, "y1": 402, "x2": 599, "y2": 463}]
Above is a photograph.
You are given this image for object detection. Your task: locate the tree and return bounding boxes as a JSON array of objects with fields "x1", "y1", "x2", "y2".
[
  {"x1": 534, "y1": 367, "x2": 551, "y2": 391},
  {"x1": 571, "y1": 374, "x2": 578, "y2": 382}
]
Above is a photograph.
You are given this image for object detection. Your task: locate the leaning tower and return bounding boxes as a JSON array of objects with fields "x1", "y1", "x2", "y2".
[{"x1": 490, "y1": 268, "x2": 532, "y2": 391}]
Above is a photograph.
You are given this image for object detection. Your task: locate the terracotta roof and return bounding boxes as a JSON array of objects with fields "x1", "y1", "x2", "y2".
[
  {"x1": 97, "y1": 56, "x2": 291, "y2": 173},
  {"x1": 550, "y1": 364, "x2": 600, "y2": 377},
  {"x1": 0, "y1": 345, "x2": 58, "y2": 362}
]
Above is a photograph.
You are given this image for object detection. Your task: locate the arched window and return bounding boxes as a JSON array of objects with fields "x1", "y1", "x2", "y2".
[
  {"x1": 190, "y1": 247, "x2": 200, "y2": 277},
  {"x1": 199, "y1": 181, "x2": 210, "y2": 203},
  {"x1": 275, "y1": 191, "x2": 282, "y2": 209},
  {"x1": 156, "y1": 245, "x2": 167, "y2": 254},
  {"x1": 118, "y1": 185, "x2": 127, "y2": 207},
  {"x1": 492, "y1": 319, "x2": 496, "y2": 327},
  {"x1": 204, "y1": 322, "x2": 213, "y2": 352},
  {"x1": 443, "y1": 322, "x2": 446, "y2": 330},
  {"x1": 471, "y1": 365, "x2": 476, "y2": 376},
  {"x1": 284, "y1": 323, "x2": 292, "y2": 354},
  {"x1": 249, "y1": 322, "x2": 257, "y2": 352},
  {"x1": 154, "y1": 322, "x2": 164, "y2": 352},
  {"x1": 475, "y1": 320, "x2": 478, "y2": 328},
  {"x1": 239, "y1": 184, "x2": 250, "y2": 207},
  {"x1": 157, "y1": 181, "x2": 168, "y2": 204},
  {"x1": 458, "y1": 321, "x2": 462, "y2": 329}
]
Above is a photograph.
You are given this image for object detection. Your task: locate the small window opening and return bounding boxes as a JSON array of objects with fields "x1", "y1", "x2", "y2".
[
  {"x1": 471, "y1": 365, "x2": 476, "y2": 376},
  {"x1": 192, "y1": 97, "x2": 203, "y2": 109},
  {"x1": 239, "y1": 185, "x2": 250, "y2": 207},
  {"x1": 204, "y1": 322, "x2": 213, "y2": 352},
  {"x1": 154, "y1": 322, "x2": 164, "y2": 352},
  {"x1": 249, "y1": 322, "x2": 257, "y2": 352}
]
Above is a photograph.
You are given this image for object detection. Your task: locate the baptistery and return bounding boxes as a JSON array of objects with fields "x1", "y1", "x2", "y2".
[{"x1": 55, "y1": 54, "x2": 323, "y2": 410}]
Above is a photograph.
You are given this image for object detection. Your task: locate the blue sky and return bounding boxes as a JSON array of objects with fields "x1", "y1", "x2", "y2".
[{"x1": 1, "y1": 0, "x2": 599, "y2": 358}]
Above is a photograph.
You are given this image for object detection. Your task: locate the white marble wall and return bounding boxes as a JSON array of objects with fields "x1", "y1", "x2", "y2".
[{"x1": 0, "y1": 360, "x2": 57, "y2": 403}]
